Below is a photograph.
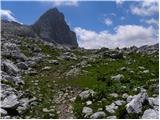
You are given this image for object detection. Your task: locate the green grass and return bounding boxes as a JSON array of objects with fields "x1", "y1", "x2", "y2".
[{"x1": 70, "y1": 52, "x2": 158, "y2": 118}]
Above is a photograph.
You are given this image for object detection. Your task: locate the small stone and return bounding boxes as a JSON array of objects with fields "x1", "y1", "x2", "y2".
[
  {"x1": 105, "y1": 103, "x2": 118, "y2": 113},
  {"x1": 143, "y1": 70, "x2": 149, "y2": 74},
  {"x1": 82, "y1": 107, "x2": 93, "y2": 118},
  {"x1": 49, "y1": 60, "x2": 59, "y2": 65},
  {"x1": 107, "y1": 116, "x2": 117, "y2": 119},
  {"x1": 86, "y1": 101, "x2": 92, "y2": 105},
  {"x1": 111, "y1": 74, "x2": 124, "y2": 81},
  {"x1": 42, "y1": 108, "x2": 50, "y2": 112},
  {"x1": 42, "y1": 66, "x2": 51, "y2": 70},
  {"x1": 115, "y1": 100, "x2": 126, "y2": 106},
  {"x1": 122, "y1": 93, "x2": 129, "y2": 99},
  {"x1": 90, "y1": 111, "x2": 106, "y2": 119},
  {"x1": 109, "y1": 93, "x2": 118, "y2": 98},
  {"x1": 98, "y1": 108, "x2": 103, "y2": 111},
  {"x1": 79, "y1": 89, "x2": 96, "y2": 100}
]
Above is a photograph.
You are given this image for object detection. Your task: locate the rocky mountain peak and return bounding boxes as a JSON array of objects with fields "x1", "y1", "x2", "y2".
[{"x1": 32, "y1": 8, "x2": 78, "y2": 48}]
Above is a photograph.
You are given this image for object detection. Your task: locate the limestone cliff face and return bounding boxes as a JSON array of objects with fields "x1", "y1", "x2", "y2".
[{"x1": 32, "y1": 8, "x2": 78, "y2": 48}]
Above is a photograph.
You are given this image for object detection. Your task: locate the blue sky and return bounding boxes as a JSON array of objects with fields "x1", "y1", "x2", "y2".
[{"x1": 1, "y1": 0, "x2": 159, "y2": 49}]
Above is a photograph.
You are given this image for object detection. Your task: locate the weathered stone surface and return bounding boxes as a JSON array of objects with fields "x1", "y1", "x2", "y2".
[
  {"x1": 79, "y1": 89, "x2": 96, "y2": 100},
  {"x1": 142, "y1": 109, "x2": 159, "y2": 119},
  {"x1": 148, "y1": 97, "x2": 159, "y2": 106},
  {"x1": 1, "y1": 60, "x2": 19, "y2": 76},
  {"x1": 109, "y1": 93, "x2": 118, "y2": 98},
  {"x1": 2, "y1": 75, "x2": 24, "y2": 85},
  {"x1": 111, "y1": 74, "x2": 124, "y2": 81},
  {"x1": 82, "y1": 107, "x2": 93, "y2": 118},
  {"x1": 66, "y1": 68, "x2": 80, "y2": 77},
  {"x1": 60, "y1": 52, "x2": 77, "y2": 61},
  {"x1": 0, "y1": 108, "x2": 8, "y2": 116},
  {"x1": 86, "y1": 101, "x2": 92, "y2": 105},
  {"x1": 49, "y1": 60, "x2": 60, "y2": 65},
  {"x1": 122, "y1": 93, "x2": 129, "y2": 99},
  {"x1": 1, "y1": 94, "x2": 19, "y2": 109},
  {"x1": 107, "y1": 116, "x2": 117, "y2": 119},
  {"x1": 126, "y1": 89, "x2": 148, "y2": 113},
  {"x1": 115, "y1": 100, "x2": 126, "y2": 106},
  {"x1": 17, "y1": 62, "x2": 28, "y2": 70},
  {"x1": 90, "y1": 111, "x2": 106, "y2": 119},
  {"x1": 105, "y1": 103, "x2": 118, "y2": 113}
]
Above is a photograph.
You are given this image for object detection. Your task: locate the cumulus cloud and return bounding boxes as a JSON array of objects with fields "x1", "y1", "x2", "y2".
[
  {"x1": 104, "y1": 18, "x2": 112, "y2": 26},
  {"x1": 74, "y1": 25, "x2": 158, "y2": 49},
  {"x1": 52, "y1": 0, "x2": 78, "y2": 6},
  {"x1": 115, "y1": 0, "x2": 124, "y2": 5},
  {"x1": 0, "y1": 9, "x2": 17, "y2": 22},
  {"x1": 131, "y1": 0, "x2": 159, "y2": 16},
  {"x1": 145, "y1": 18, "x2": 159, "y2": 25}
]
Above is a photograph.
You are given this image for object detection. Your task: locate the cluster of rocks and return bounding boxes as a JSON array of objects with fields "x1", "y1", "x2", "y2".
[
  {"x1": 78, "y1": 88, "x2": 159, "y2": 119},
  {"x1": 1, "y1": 36, "x2": 46, "y2": 118},
  {"x1": 1, "y1": 59, "x2": 38, "y2": 118}
]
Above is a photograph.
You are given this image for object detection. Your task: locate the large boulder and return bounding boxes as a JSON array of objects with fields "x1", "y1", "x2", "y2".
[
  {"x1": 1, "y1": 60, "x2": 19, "y2": 76},
  {"x1": 142, "y1": 109, "x2": 159, "y2": 119},
  {"x1": 1, "y1": 94, "x2": 19, "y2": 109},
  {"x1": 126, "y1": 89, "x2": 148, "y2": 113}
]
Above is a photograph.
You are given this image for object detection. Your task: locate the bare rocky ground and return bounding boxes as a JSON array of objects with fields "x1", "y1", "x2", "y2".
[{"x1": 1, "y1": 31, "x2": 159, "y2": 119}]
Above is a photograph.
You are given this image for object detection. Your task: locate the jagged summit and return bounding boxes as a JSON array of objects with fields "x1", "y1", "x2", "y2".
[{"x1": 32, "y1": 8, "x2": 78, "y2": 48}]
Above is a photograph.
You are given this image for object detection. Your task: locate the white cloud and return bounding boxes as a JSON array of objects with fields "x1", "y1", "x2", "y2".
[
  {"x1": 0, "y1": 9, "x2": 22, "y2": 24},
  {"x1": 52, "y1": 0, "x2": 78, "y2": 6},
  {"x1": 104, "y1": 18, "x2": 112, "y2": 26},
  {"x1": 131, "y1": 0, "x2": 159, "y2": 16},
  {"x1": 0, "y1": 9, "x2": 17, "y2": 22},
  {"x1": 145, "y1": 18, "x2": 158, "y2": 25},
  {"x1": 116, "y1": 0, "x2": 123, "y2": 5},
  {"x1": 74, "y1": 25, "x2": 158, "y2": 49}
]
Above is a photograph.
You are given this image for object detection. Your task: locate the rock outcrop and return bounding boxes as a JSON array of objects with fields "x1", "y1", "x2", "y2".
[{"x1": 32, "y1": 8, "x2": 78, "y2": 48}]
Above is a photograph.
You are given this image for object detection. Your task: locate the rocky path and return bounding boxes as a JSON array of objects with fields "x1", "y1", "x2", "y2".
[{"x1": 54, "y1": 86, "x2": 81, "y2": 119}]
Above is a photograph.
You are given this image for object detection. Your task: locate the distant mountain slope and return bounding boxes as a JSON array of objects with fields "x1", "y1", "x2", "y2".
[{"x1": 1, "y1": 8, "x2": 78, "y2": 48}]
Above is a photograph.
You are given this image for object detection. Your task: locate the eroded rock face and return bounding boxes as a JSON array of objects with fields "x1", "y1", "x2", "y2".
[
  {"x1": 32, "y1": 8, "x2": 78, "y2": 48},
  {"x1": 1, "y1": 60, "x2": 19, "y2": 76},
  {"x1": 142, "y1": 109, "x2": 159, "y2": 119},
  {"x1": 1, "y1": 94, "x2": 19, "y2": 109},
  {"x1": 126, "y1": 89, "x2": 148, "y2": 113}
]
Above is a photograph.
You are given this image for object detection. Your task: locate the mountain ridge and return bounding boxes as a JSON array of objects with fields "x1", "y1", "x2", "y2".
[{"x1": 2, "y1": 8, "x2": 78, "y2": 48}]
